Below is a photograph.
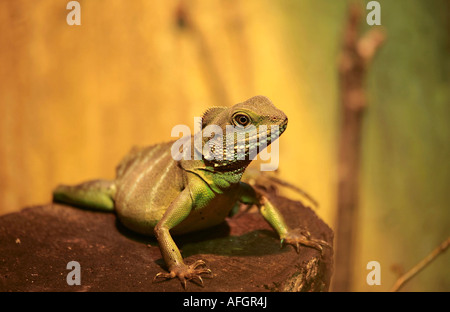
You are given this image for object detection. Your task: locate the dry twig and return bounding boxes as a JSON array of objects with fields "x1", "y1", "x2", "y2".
[{"x1": 390, "y1": 237, "x2": 450, "y2": 292}]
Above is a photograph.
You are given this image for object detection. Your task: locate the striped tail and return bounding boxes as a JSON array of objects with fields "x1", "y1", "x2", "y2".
[{"x1": 53, "y1": 179, "x2": 116, "y2": 212}]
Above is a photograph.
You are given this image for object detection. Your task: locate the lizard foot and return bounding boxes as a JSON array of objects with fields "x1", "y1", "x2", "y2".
[
  {"x1": 153, "y1": 260, "x2": 212, "y2": 289},
  {"x1": 281, "y1": 228, "x2": 330, "y2": 254}
]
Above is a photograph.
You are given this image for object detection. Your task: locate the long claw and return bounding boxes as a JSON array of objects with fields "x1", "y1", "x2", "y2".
[
  {"x1": 314, "y1": 238, "x2": 331, "y2": 248},
  {"x1": 192, "y1": 260, "x2": 206, "y2": 269},
  {"x1": 194, "y1": 275, "x2": 204, "y2": 286},
  {"x1": 153, "y1": 272, "x2": 172, "y2": 282},
  {"x1": 154, "y1": 273, "x2": 163, "y2": 281},
  {"x1": 199, "y1": 268, "x2": 212, "y2": 275},
  {"x1": 300, "y1": 230, "x2": 311, "y2": 239},
  {"x1": 312, "y1": 238, "x2": 332, "y2": 254}
]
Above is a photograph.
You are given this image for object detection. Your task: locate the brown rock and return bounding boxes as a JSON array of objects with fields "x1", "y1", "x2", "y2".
[{"x1": 0, "y1": 194, "x2": 333, "y2": 292}]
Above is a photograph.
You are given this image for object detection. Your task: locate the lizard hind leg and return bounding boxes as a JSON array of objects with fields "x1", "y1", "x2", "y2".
[{"x1": 53, "y1": 179, "x2": 116, "y2": 212}]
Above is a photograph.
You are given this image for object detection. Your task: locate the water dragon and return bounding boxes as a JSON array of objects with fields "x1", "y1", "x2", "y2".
[{"x1": 53, "y1": 95, "x2": 328, "y2": 289}]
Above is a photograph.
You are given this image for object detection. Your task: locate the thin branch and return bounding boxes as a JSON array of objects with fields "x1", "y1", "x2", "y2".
[
  {"x1": 390, "y1": 237, "x2": 450, "y2": 292},
  {"x1": 332, "y1": 3, "x2": 385, "y2": 292}
]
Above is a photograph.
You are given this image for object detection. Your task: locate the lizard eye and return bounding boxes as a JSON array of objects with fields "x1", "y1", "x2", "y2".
[{"x1": 233, "y1": 114, "x2": 251, "y2": 127}]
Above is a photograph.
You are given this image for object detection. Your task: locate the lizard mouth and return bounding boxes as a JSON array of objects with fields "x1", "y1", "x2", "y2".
[{"x1": 279, "y1": 119, "x2": 288, "y2": 134}]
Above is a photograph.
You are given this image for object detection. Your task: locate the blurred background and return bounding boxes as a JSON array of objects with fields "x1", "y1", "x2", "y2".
[{"x1": 0, "y1": 0, "x2": 448, "y2": 291}]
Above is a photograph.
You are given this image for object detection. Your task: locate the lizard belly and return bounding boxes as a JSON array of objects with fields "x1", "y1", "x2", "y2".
[{"x1": 171, "y1": 190, "x2": 239, "y2": 235}]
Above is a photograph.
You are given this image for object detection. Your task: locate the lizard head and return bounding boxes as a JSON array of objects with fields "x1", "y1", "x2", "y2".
[
  {"x1": 200, "y1": 95, "x2": 288, "y2": 171},
  {"x1": 228, "y1": 95, "x2": 288, "y2": 131}
]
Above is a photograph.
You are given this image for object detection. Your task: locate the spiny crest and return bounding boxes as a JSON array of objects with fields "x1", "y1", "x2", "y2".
[{"x1": 201, "y1": 106, "x2": 227, "y2": 129}]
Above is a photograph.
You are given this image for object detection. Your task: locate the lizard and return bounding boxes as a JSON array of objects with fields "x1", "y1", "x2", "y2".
[{"x1": 53, "y1": 95, "x2": 329, "y2": 289}]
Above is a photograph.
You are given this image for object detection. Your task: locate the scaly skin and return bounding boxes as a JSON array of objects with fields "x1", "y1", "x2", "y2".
[{"x1": 53, "y1": 95, "x2": 329, "y2": 289}]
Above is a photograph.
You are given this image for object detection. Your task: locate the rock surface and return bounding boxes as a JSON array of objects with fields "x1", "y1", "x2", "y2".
[{"x1": 0, "y1": 194, "x2": 333, "y2": 292}]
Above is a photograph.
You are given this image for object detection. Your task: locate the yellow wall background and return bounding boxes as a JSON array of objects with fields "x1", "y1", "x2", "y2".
[{"x1": 1, "y1": 0, "x2": 448, "y2": 291}]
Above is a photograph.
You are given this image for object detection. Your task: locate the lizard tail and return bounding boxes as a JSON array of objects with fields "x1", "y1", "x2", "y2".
[{"x1": 53, "y1": 179, "x2": 116, "y2": 212}]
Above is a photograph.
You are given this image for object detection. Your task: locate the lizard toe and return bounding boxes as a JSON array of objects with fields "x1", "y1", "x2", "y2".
[
  {"x1": 282, "y1": 228, "x2": 330, "y2": 254},
  {"x1": 153, "y1": 260, "x2": 212, "y2": 289}
]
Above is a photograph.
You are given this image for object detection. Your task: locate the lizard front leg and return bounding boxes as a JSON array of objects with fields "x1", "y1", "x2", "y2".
[
  {"x1": 153, "y1": 188, "x2": 211, "y2": 289},
  {"x1": 238, "y1": 182, "x2": 330, "y2": 253}
]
